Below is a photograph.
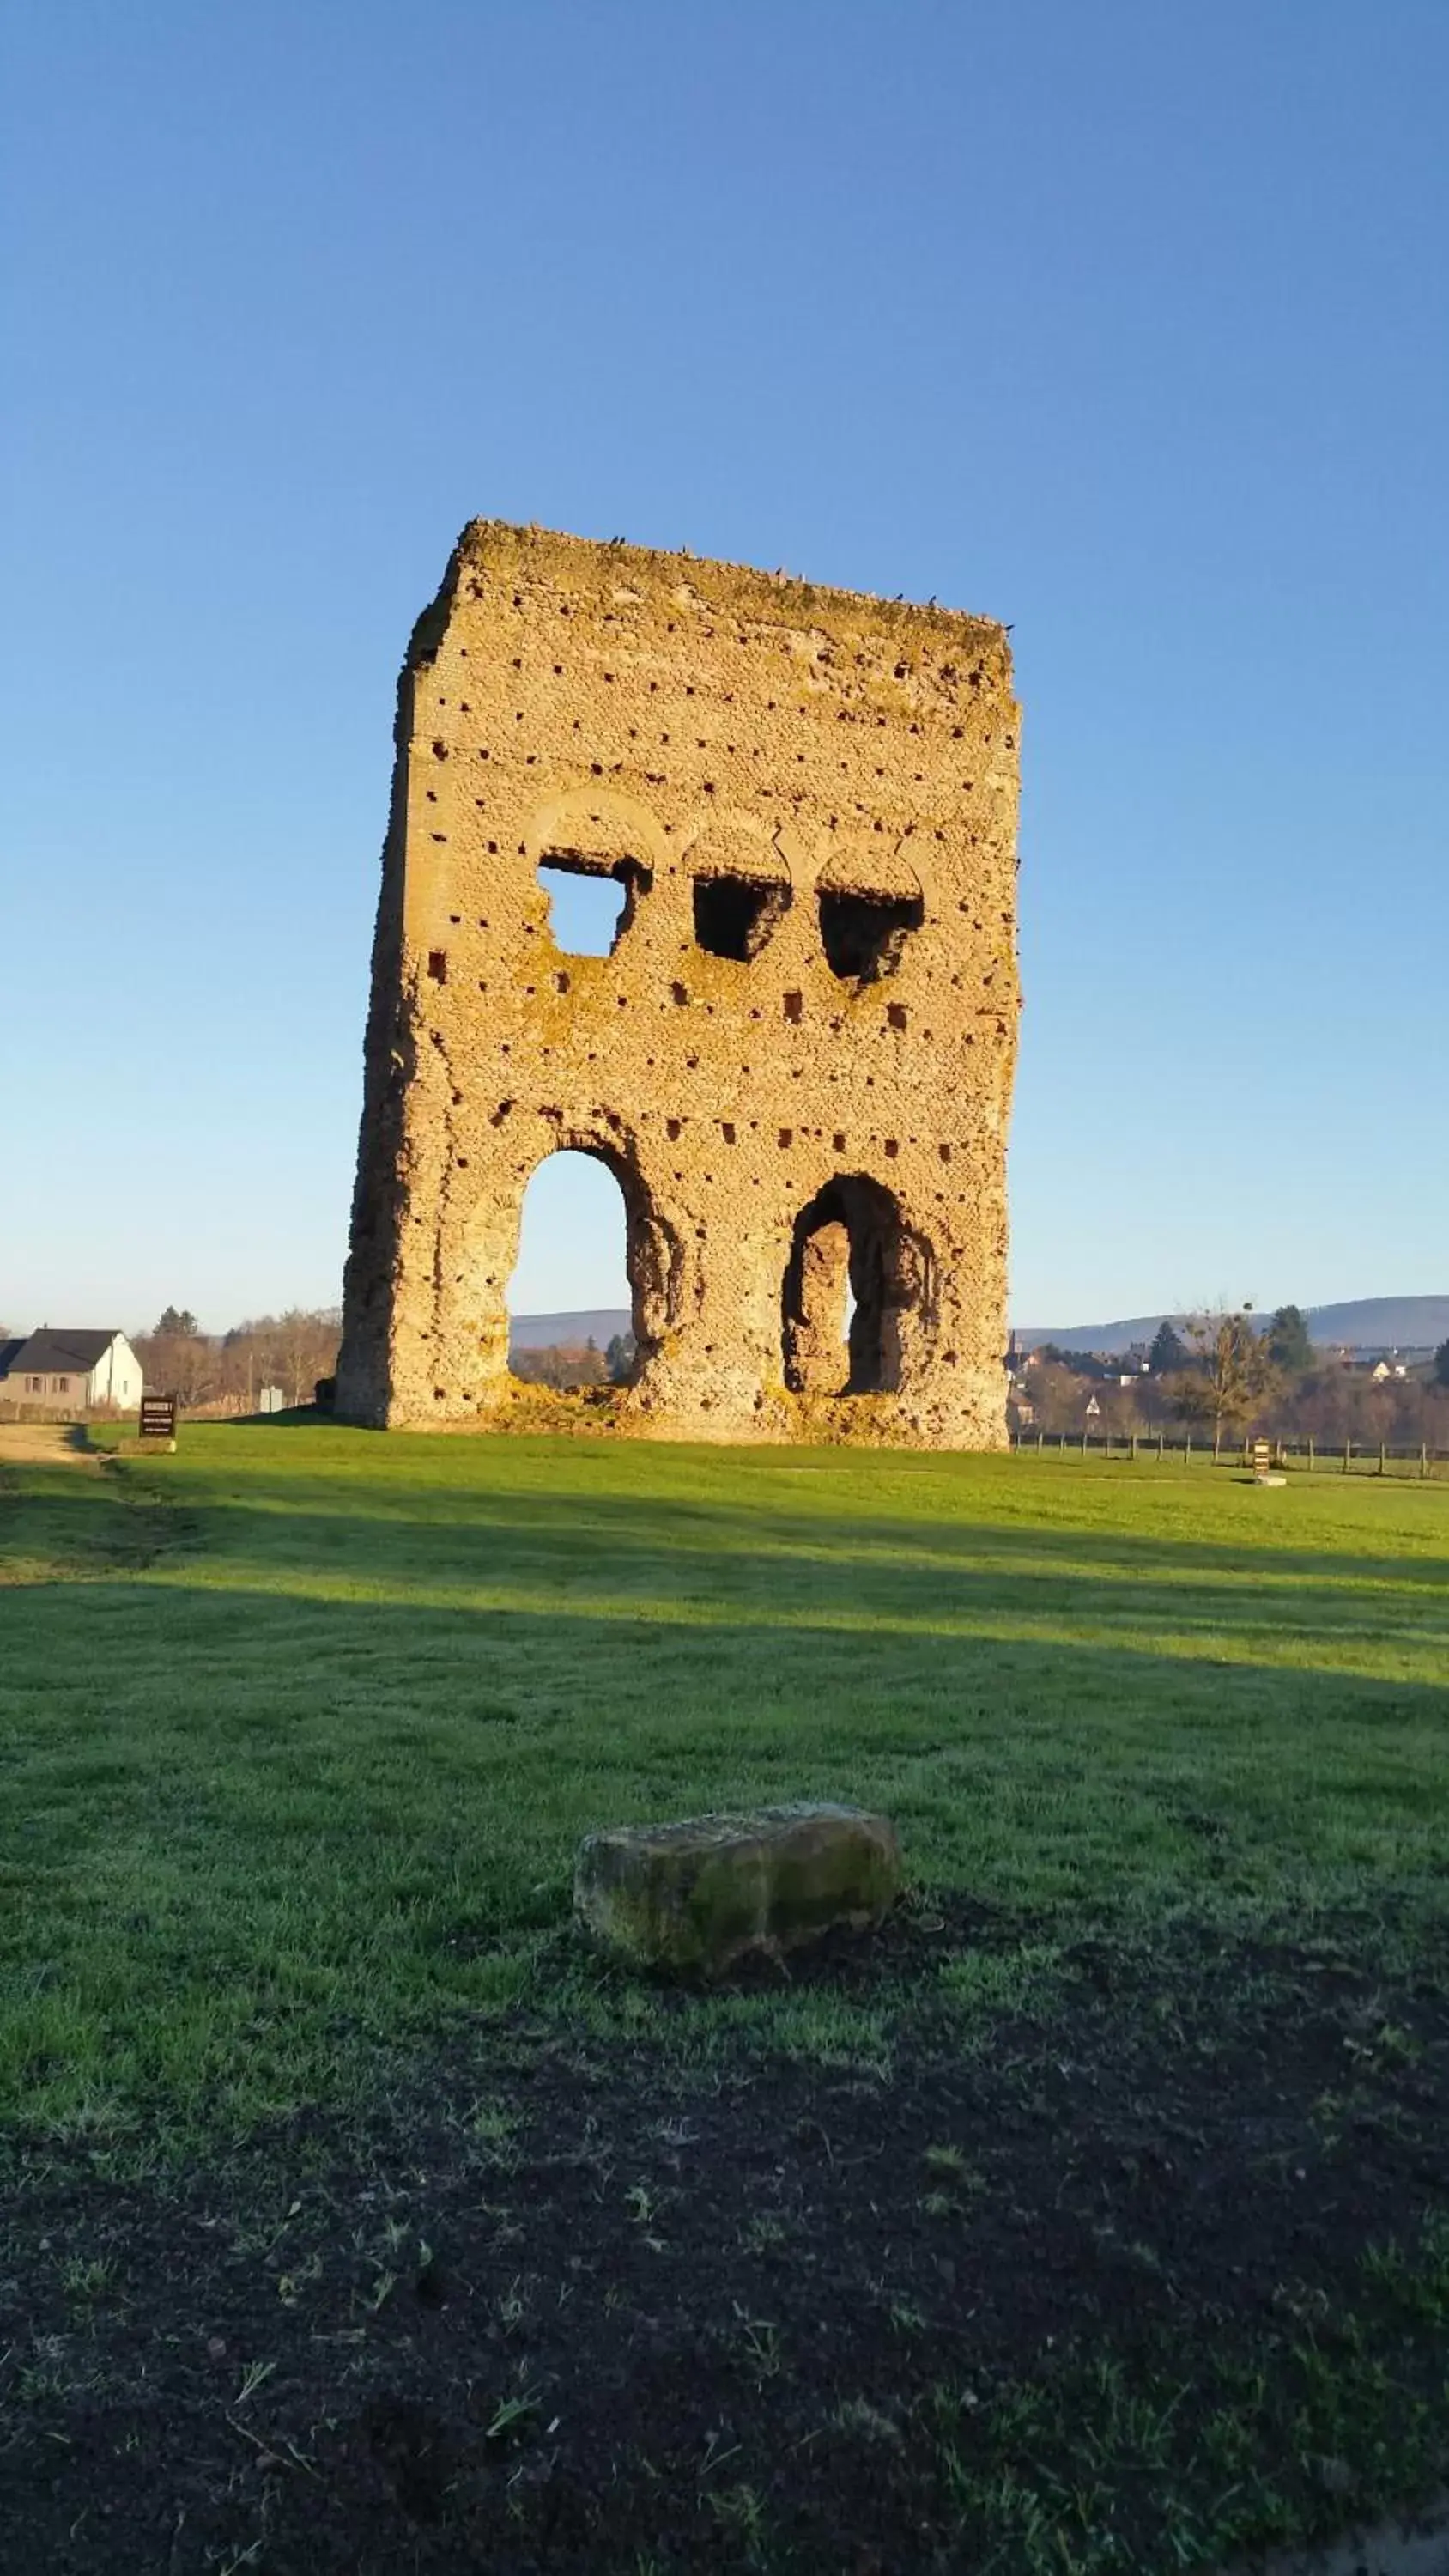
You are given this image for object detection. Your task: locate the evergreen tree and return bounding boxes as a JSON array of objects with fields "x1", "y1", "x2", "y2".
[
  {"x1": 1266, "y1": 1304, "x2": 1314, "y2": 1375},
  {"x1": 1149, "y1": 1319, "x2": 1187, "y2": 1374}
]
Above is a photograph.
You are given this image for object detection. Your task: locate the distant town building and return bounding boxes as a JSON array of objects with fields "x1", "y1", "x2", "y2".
[
  {"x1": 0, "y1": 1327, "x2": 142, "y2": 1413},
  {"x1": 1331, "y1": 1346, "x2": 1432, "y2": 1380}
]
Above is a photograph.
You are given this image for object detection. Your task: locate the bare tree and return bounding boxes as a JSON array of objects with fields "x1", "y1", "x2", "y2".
[
  {"x1": 510, "y1": 1340, "x2": 609, "y2": 1391},
  {"x1": 1176, "y1": 1305, "x2": 1282, "y2": 1437},
  {"x1": 222, "y1": 1309, "x2": 341, "y2": 1411},
  {"x1": 275, "y1": 1308, "x2": 341, "y2": 1407},
  {"x1": 133, "y1": 1326, "x2": 220, "y2": 1410}
]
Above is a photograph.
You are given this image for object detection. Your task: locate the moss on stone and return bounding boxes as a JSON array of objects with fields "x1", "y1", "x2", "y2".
[{"x1": 575, "y1": 1803, "x2": 900, "y2": 1978}]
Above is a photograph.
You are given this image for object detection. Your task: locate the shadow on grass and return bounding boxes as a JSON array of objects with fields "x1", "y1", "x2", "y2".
[
  {"x1": 5, "y1": 1442, "x2": 1446, "y2": 1958},
  {"x1": 155, "y1": 1429, "x2": 1449, "y2": 1581},
  {"x1": 8, "y1": 1453, "x2": 1446, "y2": 1687},
  {"x1": 5, "y1": 1436, "x2": 1449, "y2": 2573},
  {"x1": 5, "y1": 1564, "x2": 1448, "y2": 1940}
]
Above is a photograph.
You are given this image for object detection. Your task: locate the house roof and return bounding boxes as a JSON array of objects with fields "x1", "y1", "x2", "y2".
[{"x1": 0, "y1": 1327, "x2": 125, "y2": 1378}]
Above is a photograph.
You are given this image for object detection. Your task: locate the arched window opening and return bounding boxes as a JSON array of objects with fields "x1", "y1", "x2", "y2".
[
  {"x1": 818, "y1": 888, "x2": 924, "y2": 982},
  {"x1": 506, "y1": 1145, "x2": 680, "y2": 1393},
  {"x1": 506, "y1": 1149, "x2": 632, "y2": 1388},
  {"x1": 815, "y1": 845, "x2": 924, "y2": 983},
  {"x1": 782, "y1": 1176, "x2": 925, "y2": 1396},
  {"x1": 685, "y1": 819, "x2": 791, "y2": 963},
  {"x1": 693, "y1": 869, "x2": 791, "y2": 962},
  {"x1": 537, "y1": 850, "x2": 652, "y2": 957}
]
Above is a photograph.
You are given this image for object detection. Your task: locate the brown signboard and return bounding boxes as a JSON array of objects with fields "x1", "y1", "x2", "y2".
[{"x1": 139, "y1": 1394, "x2": 178, "y2": 1441}]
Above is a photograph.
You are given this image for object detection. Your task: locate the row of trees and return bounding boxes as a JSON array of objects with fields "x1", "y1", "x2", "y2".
[
  {"x1": 136, "y1": 1311, "x2": 641, "y2": 1410},
  {"x1": 1038, "y1": 1304, "x2": 1319, "y2": 1389},
  {"x1": 1021, "y1": 1304, "x2": 1449, "y2": 1444},
  {"x1": 509, "y1": 1332, "x2": 636, "y2": 1391},
  {"x1": 136, "y1": 1308, "x2": 343, "y2": 1412},
  {"x1": 50, "y1": 1294, "x2": 1449, "y2": 1435}
]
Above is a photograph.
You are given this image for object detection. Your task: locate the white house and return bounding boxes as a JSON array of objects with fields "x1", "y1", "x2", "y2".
[{"x1": 0, "y1": 1327, "x2": 144, "y2": 1413}]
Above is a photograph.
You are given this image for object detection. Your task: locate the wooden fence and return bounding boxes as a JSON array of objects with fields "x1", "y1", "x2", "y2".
[{"x1": 1010, "y1": 1428, "x2": 1449, "y2": 1481}]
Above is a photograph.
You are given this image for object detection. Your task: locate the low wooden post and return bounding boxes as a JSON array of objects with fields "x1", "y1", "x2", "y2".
[
  {"x1": 1422, "y1": 1443, "x2": 1429, "y2": 1480},
  {"x1": 1379, "y1": 1441, "x2": 1386, "y2": 1477},
  {"x1": 1037, "y1": 1429, "x2": 1045, "y2": 1455},
  {"x1": 1308, "y1": 1436, "x2": 1315, "y2": 1473},
  {"x1": 1185, "y1": 1431, "x2": 1191, "y2": 1466},
  {"x1": 1158, "y1": 1429, "x2": 1165, "y2": 1460},
  {"x1": 1344, "y1": 1440, "x2": 1352, "y2": 1475}
]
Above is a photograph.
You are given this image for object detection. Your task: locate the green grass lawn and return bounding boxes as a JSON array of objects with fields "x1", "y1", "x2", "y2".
[
  {"x1": 3, "y1": 1425, "x2": 1446, "y2": 2139},
  {"x1": 3, "y1": 1427, "x2": 1448, "y2": 2573}
]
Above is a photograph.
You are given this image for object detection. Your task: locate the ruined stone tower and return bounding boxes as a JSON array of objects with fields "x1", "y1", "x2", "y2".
[{"x1": 337, "y1": 522, "x2": 1019, "y2": 1444}]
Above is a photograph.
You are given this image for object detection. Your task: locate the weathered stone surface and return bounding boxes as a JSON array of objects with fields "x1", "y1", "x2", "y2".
[
  {"x1": 573, "y1": 1802, "x2": 901, "y2": 1976},
  {"x1": 336, "y1": 521, "x2": 1020, "y2": 1448}
]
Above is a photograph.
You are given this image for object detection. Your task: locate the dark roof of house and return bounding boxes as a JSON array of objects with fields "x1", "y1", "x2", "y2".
[
  {"x1": 0, "y1": 1327, "x2": 125, "y2": 1378},
  {"x1": 0, "y1": 1338, "x2": 25, "y2": 1377}
]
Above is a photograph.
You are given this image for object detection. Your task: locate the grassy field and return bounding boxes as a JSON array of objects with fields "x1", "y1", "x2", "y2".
[{"x1": 3, "y1": 1425, "x2": 1448, "y2": 2573}]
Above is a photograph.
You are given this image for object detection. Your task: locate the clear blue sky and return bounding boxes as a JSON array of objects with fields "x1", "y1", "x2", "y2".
[{"x1": 3, "y1": 1, "x2": 1445, "y2": 1335}]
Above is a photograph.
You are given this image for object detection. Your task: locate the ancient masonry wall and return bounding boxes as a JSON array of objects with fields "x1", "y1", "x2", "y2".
[{"x1": 336, "y1": 522, "x2": 1020, "y2": 1446}]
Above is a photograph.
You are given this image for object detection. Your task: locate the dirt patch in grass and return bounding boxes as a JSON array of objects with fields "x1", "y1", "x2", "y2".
[
  {"x1": 4, "y1": 1911, "x2": 1449, "y2": 2574},
  {"x1": 0, "y1": 1425, "x2": 96, "y2": 1467},
  {"x1": 0, "y1": 1440, "x2": 197, "y2": 1588}
]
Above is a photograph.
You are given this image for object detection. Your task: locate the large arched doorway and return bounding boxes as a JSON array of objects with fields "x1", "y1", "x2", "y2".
[
  {"x1": 506, "y1": 1143, "x2": 682, "y2": 1393},
  {"x1": 782, "y1": 1176, "x2": 925, "y2": 1397}
]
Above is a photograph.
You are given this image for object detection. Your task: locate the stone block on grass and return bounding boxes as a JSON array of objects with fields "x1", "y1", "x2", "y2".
[{"x1": 574, "y1": 1801, "x2": 901, "y2": 1978}]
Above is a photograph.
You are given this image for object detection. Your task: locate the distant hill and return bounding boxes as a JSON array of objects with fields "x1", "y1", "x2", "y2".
[
  {"x1": 1298, "y1": 1297, "x2": 1449, "y2": 1350},
  {"x1": 510, "y1": 1308, "x2": 631, "y2": 1351},
  {"x1": 1015, "y1": 1296, "x2": 1449, "y2": 1357},
  {"x1": 513, "y1": 1298, "x2": 1449, "y2": 1358}
]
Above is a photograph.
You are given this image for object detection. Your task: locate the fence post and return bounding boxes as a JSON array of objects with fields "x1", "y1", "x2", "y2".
[
  {"x1": 1185, "y1": 1431, "x2": 1191, "y2": 1467},
  {"x1": 1082, "y1": 1426, "x2": 1089, "y2": 1457},
  {"x1": 1379, "y1": 1441, "x2": 1386, "y2": 1477},
  {"x1": 1037, "y1": 1429, "x2": 1045, "y2": 1455},
  {"x1": 1422, "y1": 1443, "x2": 1429, "y2": 1480},
  {"x1": 1308, "y1": 1436, "x2": 1314, "y2": 1473},
  {"x1": 1344, "y1": 1440, "x2": 1352, "y2": 1475},
  {"x1": 1131, "y1": 1431, "x2": 1138, "y2": 1461},
  {"x1": 1158, "y1": 1429, "x2": 1165, "y2": 1460}
]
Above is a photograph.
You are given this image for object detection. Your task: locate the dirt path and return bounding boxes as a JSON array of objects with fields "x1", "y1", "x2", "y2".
[{"x1": 0, "y1": 1422, "x2": 98, "y2": 1467}]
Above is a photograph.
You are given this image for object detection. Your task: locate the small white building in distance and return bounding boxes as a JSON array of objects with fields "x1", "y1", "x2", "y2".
[{"x1": 0, "y1": 1327, "x2": 143, "y2": 1413}]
